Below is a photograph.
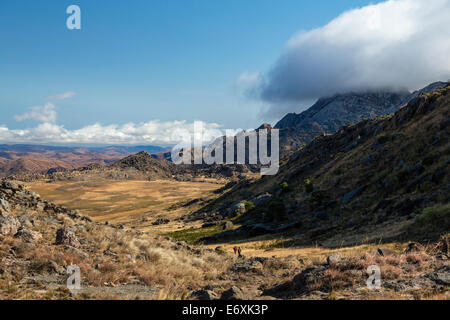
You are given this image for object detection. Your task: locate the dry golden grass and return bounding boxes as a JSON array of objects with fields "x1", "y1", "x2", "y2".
[{"x1": 26, "y1": 179, "x2": 223, "y2": 228}]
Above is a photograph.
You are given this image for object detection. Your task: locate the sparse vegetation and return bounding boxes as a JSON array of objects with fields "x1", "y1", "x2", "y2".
[{"x1": 303, "y1": 179, "x2": 314, "y2": 193}]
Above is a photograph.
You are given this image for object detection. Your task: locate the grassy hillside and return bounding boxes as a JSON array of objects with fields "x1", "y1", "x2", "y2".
[{"x1": 196, "y1": 85, "x2": 450, "y2": 246}]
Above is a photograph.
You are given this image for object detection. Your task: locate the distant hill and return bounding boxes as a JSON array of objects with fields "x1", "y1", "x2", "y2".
[
  {"x1": 0, "y1": 144, "x2": 169, "y2": 178},
  {"x1": 109, "y1": 151, "x2": 176, "y2": 179}
]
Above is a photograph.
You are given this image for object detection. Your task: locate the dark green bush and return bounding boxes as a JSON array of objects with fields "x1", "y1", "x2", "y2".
[{"x1": 303, "y1": 179, "x2": 314, "y2": 193}]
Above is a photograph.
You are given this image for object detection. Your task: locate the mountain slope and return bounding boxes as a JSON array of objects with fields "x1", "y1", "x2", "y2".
[
  {"x1": 274, "y1": 82, "x2": 448, "y2": 155},
  {"x1": 0, "y1": 145, "x2": 168, "y2": 178},
  {"x1": 109, "y1": 151, "x2": 176, "y2": 177},
  {"x1": 196, "y1": 84, "x2": 450, "y2": 246}
]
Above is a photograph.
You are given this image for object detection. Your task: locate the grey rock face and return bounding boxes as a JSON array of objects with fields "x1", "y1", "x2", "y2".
[
  {"x1": 274, "y1": 91, "x2": 410, "y2": 154},
  {"x1": 0, "y1": 198, "x2": 9, "y2": 210},
  {"x1": 0, "y1": 210, "x2": 21, "y2": 236}
]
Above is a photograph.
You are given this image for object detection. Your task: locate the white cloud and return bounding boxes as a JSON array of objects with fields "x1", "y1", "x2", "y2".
[
  {"x1": 8, "y1": 97, "x2": 226, "y2": 145},
  {"x1": 253, "y1": 0, "x2": 450, "y2": 108},
  {"x1": 0, "y1": 119, "x2": 225, "y2": 146},
  {"x1": 45, "y1": 91, "x2": 77, "y2": 100},
  {"x1": 14, "y1": 103, "x2": 57, "y2": 123}
]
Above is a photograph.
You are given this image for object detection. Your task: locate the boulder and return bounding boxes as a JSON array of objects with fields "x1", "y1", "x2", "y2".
[
  {"x1": 232, "y1": 260, "x2": 263, "y2": 273},
  {"x1": 377, "y1": 248, "x2": 396, "y2": 256},
  {"x1": 405, "y1": 242, "x2": 424, "y2": 253},
  {"x1": 15, "y1": 227, "x2": 42, "y2": 243},
  {"x1": 55, "y1": 228, "x2": 81, "y2": 248},
  {"x1": 326, "y1": 254, "x2": 342, "y2": 266},
  {"x1": 292, "y1": 265, "x2": 328, "y2": 290},
  {"x1": 1, "y1": 180, "x2": 22, "y2": 191},
  {"x1": 220, "y1": 286, "x2": 245, "y2": 300},
  {"x1": 253, "y1": 194, "x2": 272, "y2": 206},
  {"x1": 0, "y1": 210, "x2": 21, "y2": 236},
  {"x1": 0, "y1": 198, "x2": 9, "y2": 210},
  {"x1": 235, "y1": 202, "x2": 246, "y2": 214},
  {"x1": 215, "y1": 246, "x2": 226, "y2": 254},
  {"x1": 17, "y1": 214, "x2": 34, "y2": 228},
  {"x1": 190, "y1": 290, "x2": 218, "y2": 300},
  {"x1": 223, "y1": 221, "x2": 233, "y2": 230}
]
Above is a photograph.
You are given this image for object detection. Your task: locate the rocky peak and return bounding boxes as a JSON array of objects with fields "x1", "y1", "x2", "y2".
[
  {"x1": 257, "y1": 123, "x2": 273, "y2": 131},
  {"x1": 275, "y1": 90, "x2": 410, "y2": 130}
]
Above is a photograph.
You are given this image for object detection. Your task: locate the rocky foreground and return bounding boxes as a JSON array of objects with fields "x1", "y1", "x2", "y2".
[{"x1": 0, "y1": 179, "x2": 448, "y2": 300}]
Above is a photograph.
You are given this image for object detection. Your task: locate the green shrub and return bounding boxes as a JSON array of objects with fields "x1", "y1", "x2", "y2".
[
  {"x1": 243, "y1": 200, "x2": 255, "y2": 212},
  {"x1": 303, "y1": 179, "x2": 314, "y2": 193},
  {"x1": 280, "y1": 181, "x2": 290, "y2": 192},
  {"x1": 414, "y1": 205, "x2": 450, "y2": 226}
]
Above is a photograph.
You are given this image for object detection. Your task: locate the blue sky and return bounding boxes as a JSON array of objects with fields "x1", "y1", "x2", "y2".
[{"x1": 0, "y1": 0, "x2": 448, "y2": 145}]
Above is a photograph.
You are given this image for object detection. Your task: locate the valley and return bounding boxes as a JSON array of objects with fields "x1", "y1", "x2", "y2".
[
  {"x1": 0, "y1": 82, "x2": 448, "y2": 300},
  {"x1": 25, "y1": 179, "x2": 225, "y2": 232}
]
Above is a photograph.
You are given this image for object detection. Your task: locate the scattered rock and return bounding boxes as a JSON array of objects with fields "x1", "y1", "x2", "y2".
[
  {"x1": 152, "y1": 218, "x2": 170, "y2": 225},
  {"x1": 17, "y1": 214, "x2": 34, "y2": 228},
  {"x1": 232, "y1": 260, "x2": 263, "y2": 273},
  {"x1": 55, "y1": 228, "x2": 81, "y2": 248},
  {"x1": 220, "y1": 286, "x2": 245, "y2": 300},
  {"x1": 425, "y1": 266, "x2": 450, "y2": 286},
  {"x1": 14, "y1": 227, "x2": 42, "y2": 243},
  {"x1": 377, "y1": 248, "x2": 396, "y2": 256},
  {"x1": 190, "y1": 289, "x2": 218, "y2": 300},
  {"x1": 103, "y1": 248, "x2": 118, "y2": 257},
  {"x1": 253, "y1": 194, "x2": 272, "y2": 206},
  {"x1": 405, "y1": 242, "x2": 424, "y2": 253},
  {"x1": 234, "y1": 202, "x2": 246, "y2": 214},
  {"x1": 0, "y1": 198, "x2": 9, "y2": 210},
  {"x1": 326, "y1": 254, "x2": 341, "y2": 266},
  {"x1": 222, "y1": 221, "x2": 233, "y2": 230},
  {"x1": 0, "y1": 210, "x2": 21, "y2": 236},
  {"x1": 47, "y1": 260, "x2": 65, "y2": 274}
]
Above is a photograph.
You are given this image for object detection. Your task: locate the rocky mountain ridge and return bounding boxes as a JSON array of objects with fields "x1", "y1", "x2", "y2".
[
  {"x1": 274, "y1": 82, "x2": 449, "y2": 155},
  {"x1": 195, "y1": 84, "x2": 450, "y2": 246}
]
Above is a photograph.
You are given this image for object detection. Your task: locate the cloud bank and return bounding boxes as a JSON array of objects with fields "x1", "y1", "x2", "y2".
[
  {"x1": 254, "y1": 0, "x2": 450, "y2": 115},
  {"x1": 0, "y1": 120, "x2": 224, "y2": 146},
  {"x1": 3, "y1": 101, "x2": 224, "y2": 145}
]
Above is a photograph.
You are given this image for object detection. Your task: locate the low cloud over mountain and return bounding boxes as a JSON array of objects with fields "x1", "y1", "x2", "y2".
[{"x1": 249, "y1": 0, "x2": 450, "y2": 118}]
